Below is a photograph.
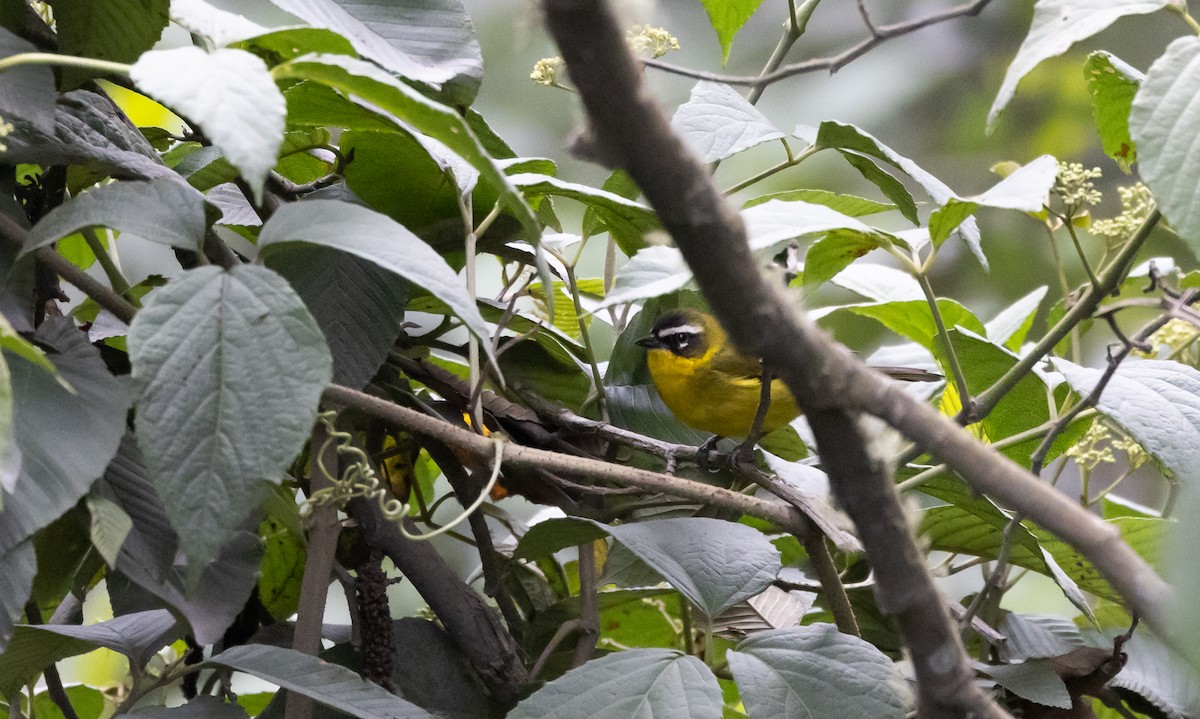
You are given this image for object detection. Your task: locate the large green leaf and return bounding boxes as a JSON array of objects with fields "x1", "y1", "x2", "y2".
[
  {"x1": 938, "y1": 328, "x2": 1079, "y2": 466},
  {"x1": 727, "y1": 625, "x2": 909, "y2": 719},
  {"x1": 1, "y1": 90, "x2": 173, "y2": 182},
  {"x1": 0, "y1": 27, "x2": 55, "y2": 134},
  {"x1": 671, "y1": 81, "x2": 783, "y2": 163},
  {"x1": 697, "y1": 0, "x2": 766, "y2": 65},
  {"x1": 271, "y1": 54, "x2": 538, "y2": 238},
  {"x1": 265, "y1": 244, "x2": 408, "y2": 389},
  {"x1": 510, "y1": 649, "x2": 722, "y2": 719},
  {"x1": 207, "y1": 644, "x2": 432, "y2": 719},
  {"x1": 0, "y1": 317, "x2": 129, "y2": 559},
  {"x1": 842, "y1": 298, "x2": 986, "y2": 353},
  {"x1": 23, "y1": 178, "x2": 208, "y2": 255},
  {"x1": 0, "y1": 541, "x2": 33, "y2": 653},
  {"x1": 130, "y1": 47, "x2": 286, "y2": 203},
  {"x1": 1085, "y1": 51, "x2": 1143, "y2": 171},
  {"x1": 0, "y1": 609, "x2": 179, "y2": 697},
  {"x1": 606, "y1": 518, "x2": 780, "y2": 619},
  {"x1": 988, "y1": 0, "x2": 1168, "y2": 130},
  {"x1": 128, "y1": 265, "x2": 332, "y2": 584},
  {"x1": 267, "y1": 0, "x2": 482, "y2": 104},
  {"x1": 52, "y1": 0, "x2": 169, "y2": 88},
  {"x1": 1129, "y1": 36, "x2": 1200, "y2": 249},
  {"x1": 258, "y1": 199, "x2": 494, "y2": 367}
]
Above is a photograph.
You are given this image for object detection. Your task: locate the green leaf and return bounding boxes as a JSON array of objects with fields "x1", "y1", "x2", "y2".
[
  {"x1": 726, "y1": 625, "x2": 909, "y2": 719},
  {"x1": 206, "y1": 644, "x2": 433, "y2": 719},
  {"x1": 1054, "y1": 359, "x2": 1200, "y2": 485},
  {"x1": 30, "y1": 685, "x2": 107, "y2": 719},
  {"x1": 1085, "y1": 51, "x2": 1143, "y2": 170},
  {"x1": 671, "y1": 81, "x2": 783, "y2": 163},
  {"x1": 838, "y1": 153, "x2": 920, "y2": 225},
  {"x1": 1130, "y1": 36, "x2": 1200, "y2": 248},
  {"x1": 2, "y1": 89, "x2": 173, "y2": 182},
  {"x1": 128, "y1": 265, "x2": 332, "y2": 584},
  {"x1": 265, "y1": 244, "x2": 409, "y2": 389},
  {"x1": 939, "y1": 328, "x2": 1080, "y2": 466},
  {"x1": 988, "y1": 0, "x2": 1168, "y2": 130},
  {"x1": 130, "y1": 47, "x2": 286, "y2": 203},
  {"x1": 235, "y1": 26, "x2": 356, "y2": 63},
  {"x1": 271, "y1": 54, "x2": 539, "y2": 239},
  {"x1": 743, "y1": 198, "x2": 893, "y2": 250},
  {"x1": 1108, "y1": 630, "x2": 1200, "y2": 717},
  {"x1": 511, "y1": 173, "x2": 659, "y2": 257},
  {"x1": 816, "y1": 121, "x2": 986, "y2": 266},
  {"x1": 23, "y1": 178, "x2": 208, "y2": 255},
  {"x1": 52, "y1": 0, "x2": 169, "y2": 88},
  {"x1": 743, "y1": 189, "x2": 894, "y2": 217},
  {"x1": 697, "y1": 0, "x2": 766, "y2": 65},
  {"x1": 998, "y1": 613, "x2": 1085, "y2": 662},
  {"x1": 602, "y1": 246, "x2": 693, "y2": 309},
  {"x1": 267, "y1": 0, "x2": 482, "y2": 104},
  {"x1": 510, "y1": 649, "x2": 723, "y2": 719},
  {"x1": 86, "y1": 493, "x2": 132, "y2": 567},
  {"x1": 582, "y1": 170, "x2": 639, "y2": 241},
  {"x1": 258, "y1": 199, "x2": 494, "y2": 367},
  {"x1": 0, "y1": 317, "x2": 129, "y2": 567},
  {"x1": 388, "y1": 619, "x2": 494, "y2": 717},
  {"x1": 802, "y1": 229, "x2": 885, "y2": 290},
  {"x1": 0, "y1": 609, "x2": 179, "y2": 697},
  {"x1": 498, "y1": 339, "x2": 592, "y2": 413},
  {"x1": 843, "y1": 299, "x2": 986, "y2": 353},
  {"x1": 979, "y1": 661, "x2": 1070, "y2": 709},
  {"x1": 927, "y1": 155, "x2": 1057, "y2": 245},
  {"x1": 515, "y1": 517, "x2": 611, "y2": 561},
  {"x1": 984, "y1": 286, "x2": 1047, "y2": 351},
  {"x1": 170, "y1": 0, "x2": 270, "y2": 47},
  {"x1": 123, "y1": 696, "x2": 250, "y2": 718},
  {"x1": 0, "y1": 541, "x2": 33, "y2": 653},
  {"x1": 1031, "y1": 517, "x2": 1167, "y2": 603},
  {"x1": 0, "y1": 27, "x2": 55, "y2": 135},
  {"x1": 605, "y1": 518, "x2": 780, "y2": 619},
  {"x1": 257, "y1": 511, "x2": 306, "y2": 622}
]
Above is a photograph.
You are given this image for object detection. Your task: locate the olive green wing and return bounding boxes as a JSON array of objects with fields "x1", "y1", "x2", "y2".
[{"x1": 708, "y1": 347, "x2": 765, "y2": 381}]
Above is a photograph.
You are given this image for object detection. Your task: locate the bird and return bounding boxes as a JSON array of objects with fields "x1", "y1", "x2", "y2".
[{"x1": 635, "y1": 308, "x2": 941, "y2": 438}]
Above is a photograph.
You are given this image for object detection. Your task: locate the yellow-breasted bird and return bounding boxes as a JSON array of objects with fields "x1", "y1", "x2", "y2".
[{"x1": 636, "y1": 309, "x2": 940, "y2": 438}]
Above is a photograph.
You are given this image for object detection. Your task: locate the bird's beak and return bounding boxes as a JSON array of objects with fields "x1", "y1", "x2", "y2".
[{"x1": 635, "y1": 335, "x2": 660, "y2": 349}]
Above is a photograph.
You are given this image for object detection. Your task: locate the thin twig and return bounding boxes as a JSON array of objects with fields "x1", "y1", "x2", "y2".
[{"x1": 642, "y1": 0, "x2": 993, "y2": 87}]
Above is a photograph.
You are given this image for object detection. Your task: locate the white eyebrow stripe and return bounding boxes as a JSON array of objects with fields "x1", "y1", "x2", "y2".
[{"x1": 656, "y1": 324, "x2": 703, "y2": 338}]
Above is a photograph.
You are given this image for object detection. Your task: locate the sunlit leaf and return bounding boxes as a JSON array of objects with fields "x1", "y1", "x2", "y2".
[
  {"x1": 672, "y1": 81, "x2": 783, "y2": 163},
  {"x1": 988, "y1": 0, "x2": 1168, "y2": 130},
  {"x1": 1085, "y1": 51, "x2": 1143, "y2": 170}
]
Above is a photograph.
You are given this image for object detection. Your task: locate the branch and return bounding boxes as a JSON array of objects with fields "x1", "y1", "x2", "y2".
[
  {"x1": 323, "y1": 385, "x2": 814, "y2": 540},
  {"x1": 343, "y1": 492, "x2": 529, "y2": 709},
  {"x1": 540, "y1": 0, "x2": 1168, "y2": 714},
  {"x1": 642, "y1": 0, "x2": 992, "y2": 88},
  {"x1": 286, "y1": 421, "x2": 342, "y2": 719},
  {"x1": 0, "y1": 213, "x2": 137, "y2": 324}
]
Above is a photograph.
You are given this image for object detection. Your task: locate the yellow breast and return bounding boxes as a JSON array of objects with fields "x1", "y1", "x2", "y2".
[{"x1": 645, "y1": 348, "x2": 800, "y2": 438}]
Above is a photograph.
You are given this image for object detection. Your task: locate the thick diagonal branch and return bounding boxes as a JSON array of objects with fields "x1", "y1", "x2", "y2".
[{"x1": 542, "y1": 0, "x2": 1169, "y2": 715}]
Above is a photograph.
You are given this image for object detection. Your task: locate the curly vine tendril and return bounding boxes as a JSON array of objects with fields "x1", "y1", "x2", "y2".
[{"x1": 303, "y1": 411, "x2": 504, "y2": 542}]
